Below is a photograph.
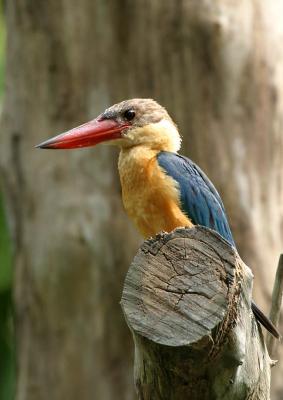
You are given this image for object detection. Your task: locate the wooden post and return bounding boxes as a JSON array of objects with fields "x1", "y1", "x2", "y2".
[{"x1": 121, "y1": 227, "x2": 272, "y2": 400}]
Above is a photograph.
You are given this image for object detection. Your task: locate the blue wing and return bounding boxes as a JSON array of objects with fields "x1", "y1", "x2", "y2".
[{"x1": 157, "y1": 151, "x2": 235, "y2": 246}]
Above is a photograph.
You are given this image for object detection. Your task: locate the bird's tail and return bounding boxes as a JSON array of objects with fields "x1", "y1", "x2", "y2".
[{"x1": 251, "y1": 301, "x2": 280, "y2": 339}]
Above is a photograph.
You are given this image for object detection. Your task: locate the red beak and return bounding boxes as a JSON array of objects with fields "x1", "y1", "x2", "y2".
[{"x1": 36, "y1": 117, "x2": 130, "y2": 149}]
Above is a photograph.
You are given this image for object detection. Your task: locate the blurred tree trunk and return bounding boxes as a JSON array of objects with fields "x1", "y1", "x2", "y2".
[
  {"x1": 0, "y1": 1, "x2": 283, "y2": 399},
  {"x1": 0, "y1": 1, "x2": 140, "y2": 400}
]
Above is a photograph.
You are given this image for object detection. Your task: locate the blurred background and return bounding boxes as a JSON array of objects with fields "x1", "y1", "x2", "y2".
[
  {"x1": 0, "y1": 1, "x2": 282, "y2": 399},
  {"x1": 0, "y1": 2, "x2": 14, "y2": 400}
]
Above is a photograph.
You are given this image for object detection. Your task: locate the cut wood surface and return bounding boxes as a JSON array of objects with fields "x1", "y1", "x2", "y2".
[{"x1": 121, "y1": 227, "x2": 271, "y2": 400}]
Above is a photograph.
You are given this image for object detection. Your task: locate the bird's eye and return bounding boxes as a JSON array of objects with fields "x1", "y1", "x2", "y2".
[{"x1": 123, "y1": 109, "x2": 135, "y2": 121}]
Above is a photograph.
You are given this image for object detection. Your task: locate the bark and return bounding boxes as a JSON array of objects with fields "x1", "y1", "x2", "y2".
[
  {"x1": 0, "y1": 1, "x2": 140, "y2": 400},
  {"x1": 1, "y1": 0, "x2": 283, "y2": 399},
  {"x1": 121, "y1": 227, "x2": 271, "y2": 400}
]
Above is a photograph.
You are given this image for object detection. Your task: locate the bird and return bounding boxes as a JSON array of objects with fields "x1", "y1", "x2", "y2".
[{"x1": 37, "y1": 98, "x2": 280, "y2": 338}]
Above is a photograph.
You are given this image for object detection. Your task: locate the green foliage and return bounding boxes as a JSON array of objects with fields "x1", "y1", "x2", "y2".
[
  {"x1": 0, "y1": 290, "x2": 15, "y2": 400},
  {"x1": 0, "y1": 199, "x2": 15, "y2": 400},
  {"x1": 0, "y1": 198, "x2": 12, "y2": 292},
  {"x1": 0, "y1": 194, "x2": 15, "y2": 400},
  {"x1": 0, "y1": 4, "x2": 15, "y2": 400}
]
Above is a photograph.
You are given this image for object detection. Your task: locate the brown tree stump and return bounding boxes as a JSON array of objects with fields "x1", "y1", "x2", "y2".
[{"x1": 121, "y1": 227, "x2": 271, "y2": 400}]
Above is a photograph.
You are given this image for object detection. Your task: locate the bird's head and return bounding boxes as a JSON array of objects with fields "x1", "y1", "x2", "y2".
[{"x1": 37, "y1": 99, "x2": 181, "y2": 152}]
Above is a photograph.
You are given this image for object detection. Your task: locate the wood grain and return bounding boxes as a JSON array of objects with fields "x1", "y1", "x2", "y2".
[{"x1": 122, "y1": 227, "x2": 271, "y2": 400}]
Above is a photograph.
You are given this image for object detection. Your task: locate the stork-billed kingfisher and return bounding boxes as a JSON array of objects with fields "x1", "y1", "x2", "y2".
[{"x1": 37, "y1": 98, "x2": 279, "y2": 338}]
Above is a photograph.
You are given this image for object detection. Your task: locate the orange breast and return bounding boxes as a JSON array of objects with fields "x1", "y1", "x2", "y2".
[{"x1": 118, "y1": 147, "x2": 193, "y2": 238}]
